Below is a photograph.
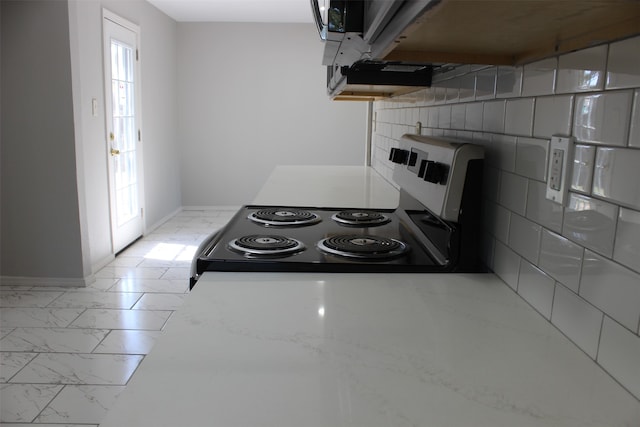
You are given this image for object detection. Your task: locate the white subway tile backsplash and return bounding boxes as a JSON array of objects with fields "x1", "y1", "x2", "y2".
[
  {"x1": 465, "y1": 102, "x2": 483, "y2": 131},
  {"x1": 614, "y1": 207, "x2": 640, "y2": 273},
  {"x1": 439, "y1": 105, "x2": 452, "y2": 128},
  {"x1": 493, "y1": 240, "x2": 521, "y2": 290},
  {"x1": 427, "y1": 107, "x2": 439, "y2": 128},
  {"x1": 533, "y1": 95, "x2": 574, "y2": 139},
  {"x1": 451, "y1": 104, "x2": 466, "y2": 129},
  {"x1": 483, "y1": 100, "x2": 506, "y2": 133},
  {"x1": 522, "y1": 57, "x2": 557, "y2": 96},
  {"x1": 505, "y1": 98, "x2": 534, "y2": 136},
  {"x1": 563, "y1": 193, "x2": 618, "y2": 257},
  {"x1": 371, "y1": 37, "x2": 640, "y2": 400},
  {"x1": 606, "y1": 36, "x2": 640, "y2": 90},
  {"x1": 556, "y1": 45, "x2": 607, "y2": 93},
  {"x1": 630, "y1": 90, "x2": 640, "y2": 147},
  {"x1": 526, "y1": 180, "x2": 563, "y2": 233},
  {"x1": 539, "y1": 229, "x2": 583, "y2": 292},
  {"x1": 508, "y1": 213, "x2": 542, "y2": 264},
  {"x1": 573, "y1": 91, "x2": 633, "y2": 146},
  {"x1": 485, "y1": 201, "x2": 510, "y2": 244},
  {"x1": 496, "y1": 66, "x2": 522, "y2": 98},
  {"x1": 551, "y1": 284, "x2": 603, "y2": 359},
  {"x1": 597, "y1": 316, "x2": 640, "y2": 397},
  {"x1": 499, "y1": 171, "x2": 528, "y2": 215},
  {"x1": 570, "y1": 144, "x2": 596, "y2": 194},
  {"x1": 459, "y1": 74, "x2": 476, "y2": 101},
  {"x1": 475, "y1": 68, "x2": 496, "y2": 100},
  {"x1": 516, "y1": 137, "x2": 549, "y2": 181},
  {"x1": 518, "y1": 260, "x2": 555, "y2": 319},
  {"x1": 580, "y1": 250, "x2": 640, "y2": 331},
  {"x1": 491, "y1": 135, "x2": 517, "y2": 172},
  {"x1": 593, "y1": 147, "x2": 640, "y2": 210}
]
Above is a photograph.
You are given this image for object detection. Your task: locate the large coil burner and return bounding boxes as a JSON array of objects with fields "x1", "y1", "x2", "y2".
[
  {"x1": 331, "y1": 210, "x2": 391, "y2": 227},
  {"x1": 228, "y1": 235, "x2": 305, "y2": 257},
  {"x1": 317, "y1": 235, "x2": 408, "y2": 260},
  {"x1": 248, "y1": 208, "x2": 321, "y2": 227}
]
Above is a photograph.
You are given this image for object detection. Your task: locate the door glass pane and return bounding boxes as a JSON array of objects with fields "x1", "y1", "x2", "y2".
[{"x1": 111, "y1": 39, "x2": 138, "y2": 227}]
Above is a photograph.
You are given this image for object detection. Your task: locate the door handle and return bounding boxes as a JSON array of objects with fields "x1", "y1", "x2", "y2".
[{"x1": 110, "y1": 148, "x2": 120, "y2": 156}]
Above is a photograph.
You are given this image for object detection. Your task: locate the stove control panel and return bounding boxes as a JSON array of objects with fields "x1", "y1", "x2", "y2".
[{"x1": 390, "y1": 134, "x2": 483, "y2": 222}]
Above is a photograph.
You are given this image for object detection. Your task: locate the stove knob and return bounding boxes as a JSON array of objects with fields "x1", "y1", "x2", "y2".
[
  {"x1": 424, "y1": 161, "x2": 449, "y2": 184},
  {"x1": 389, "y1": 148, "x2": 409, "y2": 164}
]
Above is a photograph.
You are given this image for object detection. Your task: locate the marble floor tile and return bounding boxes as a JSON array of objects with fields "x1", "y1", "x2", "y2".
[
  {"x1": 0, "y1": 209, "x2": 230, "y2": 426},
  {"x1": 160, "y1": 267, "x2": 190, "y2": 280},
  {"x1": 60, "y1": 278, "x2": 121, "y2": 292},
  {"x1": 10, "y1": 353, "x2": 143, "y2": 385},
  {"x1": 0, "y1": 291, "x2": 64, "y2": 308},
  {"x1": 132, "y1": 293, "x2": 186, "y2": 311},
  {"x1": 0, "y1": 383, "x2": 63, "y2": 423},
  {"x1": 0, "y1": 352, "x2": 37, "y2": 381},
  {"x1": 107, "y1": 256, "x2": 144, "y2": 268},
  {"x1": 94, "y1": 266, "x2": 167, "y2": 280},
  {"x1": 93, "y1": 330, "x2": 161, "y2": 354},
  {"x1": 35, "y1": 384, "x2": 125, "y2": 424},
  {"x1": 69, "y1": 308, "x2": 172, "y2": 330},
  {"x1": 1, "y1": 327, "x2": 15, "y2": 339},
  {"x1": 0, "y1": 308, "x2": 85, "y2": 328},
  {"x1": 114, "y1": 240, "x2": 165, "y2": 257},
  {"x1": 0, "y1": 328, "x2": 109, "y2": 353},
  {"x1": 47, "y1": 291, "x2": 143, "y2": 309},
  {"x1": 109, "y1": 278, "x2": 189, "y2": 293}
]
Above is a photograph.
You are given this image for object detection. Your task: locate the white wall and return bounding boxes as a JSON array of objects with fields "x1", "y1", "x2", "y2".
[
  {"x1": 1, "y1": 0, "x2": 86, "y2": 282},
  {"x1": 68, "y1": 0, "x2": 180, "y2": 270},
  {"x1": 177, "y1": 23, "x2": 367, "y2": 206},
  {"x1": 371, "y1": 36, "x2": 640, "y2": 400}
]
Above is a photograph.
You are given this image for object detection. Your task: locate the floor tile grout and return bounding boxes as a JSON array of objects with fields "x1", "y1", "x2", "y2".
[{"x1": 0, "y1": 209, "x2": 228, "y2": 425}]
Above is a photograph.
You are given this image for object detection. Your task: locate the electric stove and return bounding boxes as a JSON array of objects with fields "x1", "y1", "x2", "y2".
[{"x1": 190, "y1": 134, "x2": 485, "y2": 289}]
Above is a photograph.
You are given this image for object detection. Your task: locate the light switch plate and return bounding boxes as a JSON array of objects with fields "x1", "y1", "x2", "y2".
[{"x1": 546, "y1": 135, "x2": 575, "y2": 205}]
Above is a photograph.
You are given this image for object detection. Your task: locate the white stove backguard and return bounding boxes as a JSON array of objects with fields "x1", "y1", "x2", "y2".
[{"x1": 391, "y1": 134, "x2": 484, "y2": 222}]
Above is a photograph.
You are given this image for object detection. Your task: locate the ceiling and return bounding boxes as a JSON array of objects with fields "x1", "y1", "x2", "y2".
[{"x1": 146, "y1": 0, "x2": 314, "y2": 23}]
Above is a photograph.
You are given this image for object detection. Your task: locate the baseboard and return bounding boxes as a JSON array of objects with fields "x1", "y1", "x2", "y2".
[
  {"x1": 92, "y1": 253, "x2": 115, "y2": 274},
  {"x1": 1, "y1": 274, "x2": 96, "y2": 288}
]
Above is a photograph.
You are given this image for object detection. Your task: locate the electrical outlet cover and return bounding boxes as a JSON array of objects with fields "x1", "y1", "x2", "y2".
[{"x1": 546, "y1": 135, "x2": 575, "y2": 205}]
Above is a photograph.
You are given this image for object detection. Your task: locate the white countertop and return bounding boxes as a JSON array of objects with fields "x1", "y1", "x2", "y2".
[
  {"x1": 100, "y1": 166, "x2": 639, "y2": 426},
  {"x1": 252, "y1": 165, "x2": 399, "y2": 209},
  {"x1": 100, "y1": 273, "x2": 640, "y2": 427}
]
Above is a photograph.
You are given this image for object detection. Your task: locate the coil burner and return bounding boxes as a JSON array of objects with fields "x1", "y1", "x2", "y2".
[
  {"x1": 248, "y1": 208, "x2": 321, "y2": 227},
  {"x1": 228, "y1": 235, "x2": 305, "y2": 257},
  {"x1": 317, "y1": 235, "x2": 409, "y2": 260},
  {"x1": 331, "y1": 210, "x2": 391, "y2": 227}
]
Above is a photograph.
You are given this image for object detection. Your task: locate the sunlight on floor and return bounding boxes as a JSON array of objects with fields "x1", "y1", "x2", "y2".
[{"x1": 144, "y1": 243, "x2": 198, "y2": 262}]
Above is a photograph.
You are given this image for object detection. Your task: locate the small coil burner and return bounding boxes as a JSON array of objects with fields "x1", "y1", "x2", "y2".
[
  {"x1": 248, "y1": 208, "x2": 321, "y2": 227},
  {"x1": 331, "y1": 210, "x2": 391, "y2": 227},
  {"x1": 317, "y1": 235, "x2": 409, "y2": 260},
  {"x1": 228, "y1": 235, "x2": 305, "y2": 257}
]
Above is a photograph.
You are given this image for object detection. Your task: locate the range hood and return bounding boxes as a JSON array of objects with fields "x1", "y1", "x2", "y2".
[{"x1": 311, "y1": 0, "x2": 439, "y2": 100}]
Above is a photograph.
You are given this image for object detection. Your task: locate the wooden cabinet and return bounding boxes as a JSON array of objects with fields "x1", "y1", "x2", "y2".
[{"x1": 332, "y1": 0, "x2": 640, "y2": 100}]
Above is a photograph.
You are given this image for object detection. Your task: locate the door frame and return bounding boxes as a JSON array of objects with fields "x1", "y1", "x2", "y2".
[{"x1": 102, "y1": 9, "x2": 146, "y2": 253}]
